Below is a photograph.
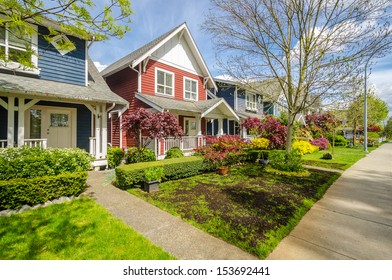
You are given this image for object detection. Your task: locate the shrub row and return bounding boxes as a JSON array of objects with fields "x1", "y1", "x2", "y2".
[
  {"x1": 115, "y1": 156, "x2": 213, "y2": 189},
  {"x1": 0, "y1": 172, "x2": 87, "y2": 210},
  {"x1": 0, "y1": 147, "x2": 93, "y2": 180}
]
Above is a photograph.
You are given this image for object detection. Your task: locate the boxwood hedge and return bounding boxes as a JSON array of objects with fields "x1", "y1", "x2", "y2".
[
  {"x1": 0, "y1": 172, "x2": 87, "y2": 210},
  {"x1": 115, "y1": 156, "x2": 213, "y2": 190}
]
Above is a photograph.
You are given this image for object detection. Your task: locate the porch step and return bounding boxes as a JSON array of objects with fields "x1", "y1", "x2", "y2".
[{"x1": 91, "y1": 158, "x2": 108, "y2": 171}]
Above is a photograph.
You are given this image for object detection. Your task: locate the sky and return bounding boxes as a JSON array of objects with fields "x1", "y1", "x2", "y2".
[{"x1": 89, "y1": 0, "x2": 392, "y2": 117}]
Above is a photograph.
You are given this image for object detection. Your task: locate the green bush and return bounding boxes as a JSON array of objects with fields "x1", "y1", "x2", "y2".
[
  {"x1": 125, "y1": 147, "x2": 156, "y2": 164},
  {"x1": 246, "y1": 149, "x2": 270, "y2": 162},
  {"x1": 0, "y1": 172, "x2": 87, "y2": 210},
  {"x1": 165, "y1": 147, "x2": 184, "y2": 159},
  {"x1": 107, "y1": 147, "x2": 124, "y2": 168},
  {"x1": 322, "y1": 152, "x2": 333, "y2": 160},
  {"x1": 144, "y1": 167, "x2": 164, "y2": 182},
  {"x1": 326, "y1": 134, "x2": 348, "y2": 147},
  {"x1": 115, "y1": 156, "x2": 213, "y2": 189},
  {"x1": 367, "y1": 132, "x2": 380, "y2": 147},
  {"x1": 268, "y1": 150, "x2": 304, "y2": 172},
  {"x1": 0, "y1": 147, "x2": 93, "y2": 180}
]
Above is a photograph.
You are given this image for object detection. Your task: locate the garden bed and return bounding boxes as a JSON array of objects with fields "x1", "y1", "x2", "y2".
[{"x1": 129, "y1": 164, "x2": 341, "y2": 259}]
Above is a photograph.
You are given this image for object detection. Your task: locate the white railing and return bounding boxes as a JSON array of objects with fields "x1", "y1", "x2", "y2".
[
  {"x1": 164, "y1": 136, "x2": 204, "y2": 153},
  {"x1": 89, "y1": 137, "x2": 96, "y2": 156},
  {"x1": 142, "y1": 137, "x2": 157, "y2": 153},
  {"x1": 0, "y1": 140, "x2": 8, "y2": 148},
  {"x1": 23, "y1": 139, "x2": 47, "y2": 148}
]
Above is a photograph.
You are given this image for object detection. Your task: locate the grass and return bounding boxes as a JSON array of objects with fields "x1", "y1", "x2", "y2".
[
  {"x1": 129, "y1": 164, "x2": 340, "y2": 259},
  {"x1": 302, "y1": 145, "x2": 377, "y2": 170},
  {"x1": 0, "y1": 198, "x2": 175, "y2": 260}
]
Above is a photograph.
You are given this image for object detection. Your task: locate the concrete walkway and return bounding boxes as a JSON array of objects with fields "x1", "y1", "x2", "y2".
[
  {"x1": 85, "y1": 170, "x2": 257, "y2": 260},
  {"x1": 268, "y1": 143, "x2": 392, "y2": 259}
]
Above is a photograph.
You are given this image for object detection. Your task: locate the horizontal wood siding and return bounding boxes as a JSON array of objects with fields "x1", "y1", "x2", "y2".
[
  {"x1": 142, "y1": 60, "x2": 207, "y2": 101},
  {"x1": 37, "y1": 26, "x2": 86, "y2": 86},
  {"x1": 216, "y1": 84, "x2": 235, "y2": 108}
]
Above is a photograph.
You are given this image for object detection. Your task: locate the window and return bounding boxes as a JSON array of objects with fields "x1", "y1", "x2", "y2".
[
  {"x1": 50, "y1": 34, "x2": 76, "y2": 55},
  {"x1": 29, "y1": 109, "x2": 41, "y2": 139},
  {"x1": 50, "y1": 113, "x2": 69, "y2": 127},
  {"x1": 156, "y1": 69, "x2": 174, "y2": 96},
  {"x1": 246, "y1": 92, "x2": 257, "y2": 111},
  {"x1": 0, "y1": 24, "x2": 32, "y2": 63},
  {"x1": 184, "y1": 78, "x2": 198, "y2": 100}
]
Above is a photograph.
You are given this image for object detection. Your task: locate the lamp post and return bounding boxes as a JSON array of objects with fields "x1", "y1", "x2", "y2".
[{"x1": 364, "y1": 60, "x2": 369, "y2": 152}]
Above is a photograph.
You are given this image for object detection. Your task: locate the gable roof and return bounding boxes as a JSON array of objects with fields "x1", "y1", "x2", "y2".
[
  {"x1": 0, "y1": 58, "x2": 128, "y2": 104},
  {"x1": 101, "y1": 23, "x2": 217, "y2": 90}
]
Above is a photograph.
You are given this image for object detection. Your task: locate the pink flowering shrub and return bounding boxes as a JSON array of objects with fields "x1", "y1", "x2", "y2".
[
  {"x1": 310, "y1": 137, "x2": 329, "y2": 150},
  {"x1": 195, "y1": 135, "x2": 250, "y2": 167}
]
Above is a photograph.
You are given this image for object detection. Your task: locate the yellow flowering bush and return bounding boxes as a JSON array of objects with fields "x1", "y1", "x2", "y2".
[
  {"x1": 292, "y1": 140, "x2": 319, "y2": 155},
  {"x1": 251, "y1": 138, "x2": 270, "y2": 150}
]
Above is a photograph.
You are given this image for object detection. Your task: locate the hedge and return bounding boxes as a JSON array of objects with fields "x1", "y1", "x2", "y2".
[
  {"x1": 0, "y1": 172, "x2": 87, "y2": 211},
  {"x1": 115, "y1": 156, "x2": 213, "y2": 189}
]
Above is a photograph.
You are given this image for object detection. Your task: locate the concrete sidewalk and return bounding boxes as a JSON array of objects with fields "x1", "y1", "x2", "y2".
[
  {"x1": 267, "y1": 143, "x2": 392, "y2": 259},
  {"x1": 85, "y1": 170, "x2": 257, "y2": 260}
]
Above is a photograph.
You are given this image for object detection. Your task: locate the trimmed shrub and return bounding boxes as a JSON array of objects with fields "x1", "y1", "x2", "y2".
[
  {"x1": 322, "y1": 152, "x2": 333, "y2": 160},
  {"x1": 165, "y1": 147, "x2": 184, "y2": 159},
  {"x1": 0, "y1": 147, "x2": 93, "y2": 180},
  {"x1": 0, "y1": 172, "x2": 87, "y2": 210},
  {"x1": 268, "y1": 150, "x2": 304, "y2": 172},
  {"x1": 327, "y1": 134, "x2": 348, "y2": 146},
  {"x1": 125, "y1": 147, "x2": 156, "y2": 164},
  {"x1": 251, "y1": 138, "x2": 270, "y2": 150},
  {"x1": 115, "y1": 156, "x2": 213, "y2": 189},
  {"x1": 292, "y1": 140, "x2": 319, "y2": 155},
  {"x1": 310, "y1": 137, "x2": 329, "y2": 150},
  {"x1": 107, "y1": 147, "x2": 124, "y2": 168}
]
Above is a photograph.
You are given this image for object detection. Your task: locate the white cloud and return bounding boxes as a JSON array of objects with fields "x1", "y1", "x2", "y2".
[
  {"x1": 369, "y1": 67, "x2": 392, "y2": 115},
  {"x1": 93, "y1": 61, "x2": 108, "y2": 72}
]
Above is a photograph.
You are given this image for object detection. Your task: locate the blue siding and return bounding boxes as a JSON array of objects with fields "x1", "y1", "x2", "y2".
[
  {"x1": 216, "y1": 84, "x2": 235, "y2": 108},
  {"x1": 237, "y1": 90, "x2": 263, "y2": 114},
  {"x1": 38, "y1": 26, "x2": 86, "y2": 86},
  {"x1": 263, "y1": 102, "x2": 274, "y2": 115},
  {"x1": 37, "y1": 101, "x2": 91, "y2": 151}
]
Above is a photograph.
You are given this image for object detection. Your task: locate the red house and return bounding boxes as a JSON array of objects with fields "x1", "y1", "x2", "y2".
[{"x1": 101, "y1": 23, "x2": 238, "y2": 158}]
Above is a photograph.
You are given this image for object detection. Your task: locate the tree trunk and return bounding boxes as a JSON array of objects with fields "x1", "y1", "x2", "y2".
[
  {"x1": 285, "y1": 113, "x2": 295, "y2": 152},
  {"x1": 137, "y1": 130, "x2": 142, "y2": 162}
]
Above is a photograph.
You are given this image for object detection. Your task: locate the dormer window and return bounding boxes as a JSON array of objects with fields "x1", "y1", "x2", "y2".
[
  {"x1": 50, "y1": 34, "x2": 75, "y2": 55},
  {"x1": 0, "y1": 23, "x2": 38, "y2": 72}
]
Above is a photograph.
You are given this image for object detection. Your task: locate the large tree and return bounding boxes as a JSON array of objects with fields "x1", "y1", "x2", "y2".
[
  {"x1": 204, "y1": 0, "x2": 392, "y2": 151},
  {"x1": 1, "y1": 0, "x2": 133, "y2": 68},
  {"x1": 384, "y1": 117, "x2": 392, "y2": 139}
]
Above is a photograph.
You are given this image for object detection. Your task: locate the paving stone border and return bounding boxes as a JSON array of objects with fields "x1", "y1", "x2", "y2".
[{"x1": 0, "y1": 196, "x2": 79, "y2": 217}]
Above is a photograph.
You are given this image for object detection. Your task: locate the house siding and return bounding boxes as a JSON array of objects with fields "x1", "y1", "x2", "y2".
[
  {"x1": 142, "y1": 60, "x2": 207, "y2": 101},
  {"x1": 216, "y1": 85, "x2": 235, "y2": 108},
  {"x1": 37, "y1": 26, "x2": 86, "y2": 86}
]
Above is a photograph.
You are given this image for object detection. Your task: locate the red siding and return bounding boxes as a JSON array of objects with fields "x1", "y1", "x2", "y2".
[{"x1": 141, "y1": 60, "x2": 207, "y2": 101}]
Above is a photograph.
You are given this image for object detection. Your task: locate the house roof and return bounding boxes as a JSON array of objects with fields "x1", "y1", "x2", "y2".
[
  {"x1": 0, "y1": 58, "x2": 128, "y2": 105},
  {"x1": 135, "y1": 93, "x2": 239, "y2": 121},
  {"x1": 101, "y1": 23, "x2": 217, "y2": 90},
  {"x1": 236, "y1": 110, "x2": 264, "y2": 120}
]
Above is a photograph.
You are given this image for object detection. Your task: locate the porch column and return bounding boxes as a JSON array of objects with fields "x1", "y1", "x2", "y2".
[
  {"x1": 17, "y1": 97, "x2": 25, "y2": 147},
  {"x1": 196, "y1": 116, "x2": 202, "y2": 136},
  {"x1": 95, "y1": 104, "x2": 101, "y2": 159},
  {"x1": 101, "y1": 104, "x2": 108, "y2": 159},
  {"x1": 217, "y1": 118, "x2": 224, "y2": 136},
  {"x1": 7, "y1": 97, "x2": 15, "y2": 147}
]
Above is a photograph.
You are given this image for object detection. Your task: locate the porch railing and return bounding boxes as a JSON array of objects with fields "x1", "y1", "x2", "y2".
[
  {"x1": 23, "y1": 139, "x2": 47, "y2": 148},
  {"x1": 164, "y1": 136, "x2": 203, "y2": 153},
  {"x1": 0, "y1": 140, "x2": 7, "y2": 148}
]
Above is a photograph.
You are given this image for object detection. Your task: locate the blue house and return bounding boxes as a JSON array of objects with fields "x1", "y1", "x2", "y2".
[
  {"x1": 207, "y1": 77, "x2": 282, "y2": 136},
  {"x1": 0, "y1": 19, "x2": 127, "y2": 168}
]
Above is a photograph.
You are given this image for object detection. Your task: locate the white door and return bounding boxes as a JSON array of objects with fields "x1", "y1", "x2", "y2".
[
  {"x1": 45, "y1": 108, "x2": 72, "y2": 148},
  {"x1": 184, "y1": 117, "x2": 197, "y2": 136}
]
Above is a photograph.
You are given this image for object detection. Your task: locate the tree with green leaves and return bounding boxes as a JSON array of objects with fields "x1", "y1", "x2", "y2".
[
  {"x1": 1, "y1": 0, "x2": 133, "y2": 68},
  {"x1": 384, "y1": 117, "x2": 392, "y2": 139},
  {"x1": 204, "y1": 0, "x2": 392, "y2": 152}
]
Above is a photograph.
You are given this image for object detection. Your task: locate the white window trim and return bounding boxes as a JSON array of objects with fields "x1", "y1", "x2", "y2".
[
  {"x1": 155, "y1": 67, "x2": 175, "y2": 97},
  {"x1": 246, "y1": 92, "x2": 257, "y2": 111},
  {"x1": 50, "y1": 34, "x2": 76, "y2": 56},
  {"x1": 0, "y1": 22, "x2": 39, "y2": 74},
  {"x1": 183, "y1": 77, "x2": 198, "y2": 101}
]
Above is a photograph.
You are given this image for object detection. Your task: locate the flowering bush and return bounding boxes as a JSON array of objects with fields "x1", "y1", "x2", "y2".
[
  {"x1": 194, "y1": 135, "x2": 250, "y2": 167},
  {"x1": 292, "y1": 140, "x2": 319, "y2": 155},
  {"x1": 251, "y1": 138, "x2": 270, "y2": 150},
  {"x1": 310, "y1": 138, "x2": 329, "y2": 150}
]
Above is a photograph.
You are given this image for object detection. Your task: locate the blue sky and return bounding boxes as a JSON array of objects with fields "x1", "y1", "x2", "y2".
[{"x1": 89, "y1": 0, "x2": 392, "y2": 117}]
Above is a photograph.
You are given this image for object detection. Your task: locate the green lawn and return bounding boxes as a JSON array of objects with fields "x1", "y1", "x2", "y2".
[
  {"x1": 129, "y1": 164, "x2": 340, "y2": 259},
  {"x1": 0, "y1": 198, "x2": 175, "y2": 260},
  {"x1": 302, "y1": 145, "x2": 377, "y2": 170}
]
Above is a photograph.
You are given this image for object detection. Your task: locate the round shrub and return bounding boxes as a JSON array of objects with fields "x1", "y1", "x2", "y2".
[
  {"x1": 107, "y1": 147, "x2": 124, "y2": 168},
  {"x1": 268, "y1": 150, "x2": 304, "y2": 172},
  {"x1": 322, "y1": 152, "x2": 333, "y2": 160},
  {"x1": 292, "y1": 140, "x2": 319, "y2": 155},
  {"x1": 251, "y1": 137, "x2": 270, "y2": 150},
  {"x1": 327, "y1": 134, "x2": 347, "y2": 146},
  {"x1": 165, "y1": 147, "x2": 184, "y2": 159},
  {"x1": 125, "y1": 147, "x2": 156, "y2": 164}
]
